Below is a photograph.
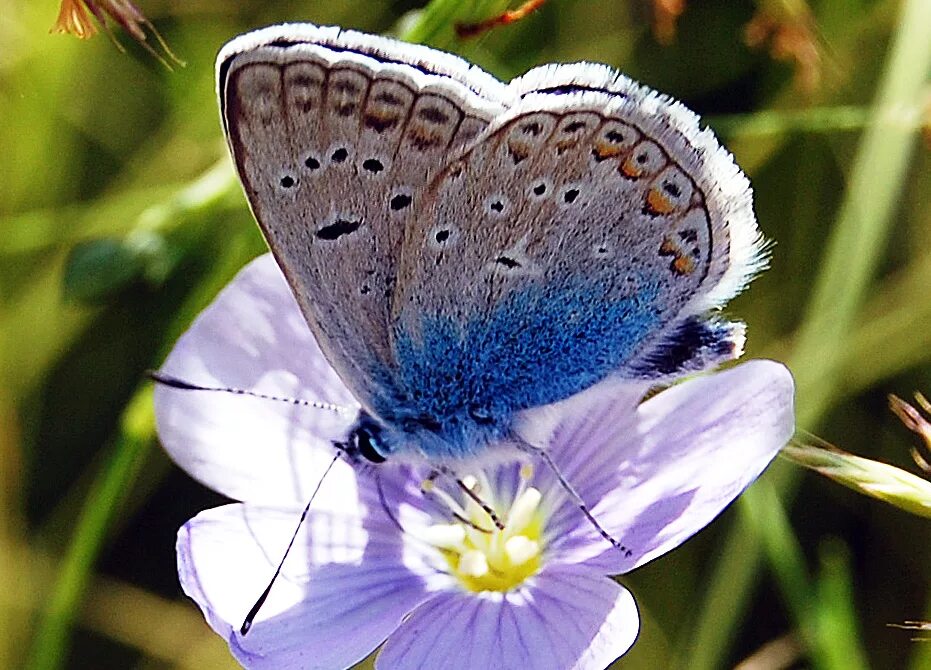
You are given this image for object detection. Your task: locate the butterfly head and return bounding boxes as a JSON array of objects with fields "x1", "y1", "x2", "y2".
[
  {"x1": 341, "y1": 413, "x2": 389, "y2": 464},
  {"x1": 341, "y1": 404, "x2": 514, "y2": 465}
]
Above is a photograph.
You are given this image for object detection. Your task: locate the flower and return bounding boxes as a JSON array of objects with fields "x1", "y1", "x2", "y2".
[
  {"x1": 154, "y1": 253, "x2": 795, "y2": 669},
  {"x1": 51, "y1": 0, "x2": 182, "y2": 68}
]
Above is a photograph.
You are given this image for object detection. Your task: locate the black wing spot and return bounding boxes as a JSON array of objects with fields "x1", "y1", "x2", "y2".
[
  {"x1": 490, "y1": 200, "x2": 504, "y2": 213},
  {"x1": 496, "y1": 255, "x2": 521, "y2": 269},
  {"x1": 332, "y1": 80, "x2": 360, "y2": 95},
  {"x1": 564, "y1": 189, "x2": 580, "y2": 203},
  {"x1": 564, "y1": 121, "x2": 586, "y2": 133},
  {"x1": 363, "y1": 158, "x2": 384, "y2": 173},
  {"x1": 316, "y1": 218, "x2": 361, "y2": 240},
  {"x1": 636, "y1": 152, "x2": 648, "y2": 164},
  {"x1": 435, "y1": 229, "x2": 450, "y2": 243},
  {"x1": 373, "y1": 91, "x2": 403, "y2": 106},
  {"x1": 418, "y1": 106, "x2": 450, "y2": 124},
  {"x1": 364, "y1": 115, "x2": 396, "y2": 133},
  {"x1": 360, "y1": 285, "x2": 371, "y2": 295},
  {"x1": 305, "y1": 156, "x2": 320, "y2": 169},
  {"x1": 662, "y1": 180, "x2": 682, "y2": 197},
  {"x1": 633, "y1": 317, "x2": 732, "y2": 376},
  {"x1": 532, "y1": 183, "x2": 546, "y2": 196},
  {"x1": 606, "y1": 130, "x2": 626, "y2": 143},
  {"x1": 279, "y1": 175, "x2": 296, "y2": 188},
  {"x1": 520, "y1": 121, "x2": 542, "y2": 136},
  {"x1": 289, "y1": 74, "x2": 318, "y2": 88},
  {"x1": 679, "y1": 229, "x2": 698, "y2": 243},
  {"x1": 331, "y1": 148, "x2": 349, "y2": 163},
  {"x1": 390, "y1": 194, "x2": 412, "y2": 210}
]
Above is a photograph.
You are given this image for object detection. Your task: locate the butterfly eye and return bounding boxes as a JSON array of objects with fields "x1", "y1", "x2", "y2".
[{"x1": 351, "y1": 424, "x2": 387, "y2": 463}]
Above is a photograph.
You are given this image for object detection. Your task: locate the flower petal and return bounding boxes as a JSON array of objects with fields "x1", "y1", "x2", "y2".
[
  {"x1": 540, "y1": 360, "x2": 795, "y2": 571},
  {"x1": 154, "y1": 253, "x2": 359, "y2": 505},
  {"x1": 377, "y1": 565, "x2": 638, "y2": 670},
  {"x1": 178, "y1": 502, "x2": 448, "y2": 670}
]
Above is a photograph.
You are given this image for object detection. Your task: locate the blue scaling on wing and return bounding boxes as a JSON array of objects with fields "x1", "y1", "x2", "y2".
[{"x1": 382, "y1": 279, "x2": 660, "y2": 459}]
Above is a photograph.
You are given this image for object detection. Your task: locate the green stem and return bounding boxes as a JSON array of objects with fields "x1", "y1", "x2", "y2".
[
  {"x1": 24, "y1": 389, "x2": 155, "y2": 670},
  {"x1": 24, "y1": 233, "x2": 255, "y2": 670},
  {"x1": 684, "y1": 0, "x2": 931, "y2": 666}
]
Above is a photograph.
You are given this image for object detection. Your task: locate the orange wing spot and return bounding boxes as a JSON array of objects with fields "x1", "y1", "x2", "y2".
[
  {"x1": 621, "y1": 157, "x2": 644, "y2": 178},
  {"x1": 645, "y1": 187, "x2": 676, "y2": 215},
  {"x1": 507, "y1": 140, "x2": 531, "y2": 164},
  {"x1": 364, "y1": 111, "x2": 400, "y2": 133},
  {"x1": 555, "y1": 138, "x2": 579, "y2": 153},
  {"x1": 593, "y1": 141, "x2": 625, "y2": 161},
  {"x1": 672, "y1": 255, "x2": 695, "y2": 275},
  {"x1": 407, "y1": 129, "x2": 443, "y2": 151},
  {"x1": 659, "y1": 236, "x2": 695, "y2": 276}
]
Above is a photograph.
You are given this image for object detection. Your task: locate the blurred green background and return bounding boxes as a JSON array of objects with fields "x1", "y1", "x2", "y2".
[{"x1": 1, "y1": 0, "x2": 929, "y2": 668}]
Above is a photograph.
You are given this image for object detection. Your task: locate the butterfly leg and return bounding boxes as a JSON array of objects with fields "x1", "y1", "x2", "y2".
[
  {"x1": 515, "y1": 440, "x2": 633, "y2": 558},
  {"x1": 426, "y1": 467, "x2": 505, "y2": 531}
]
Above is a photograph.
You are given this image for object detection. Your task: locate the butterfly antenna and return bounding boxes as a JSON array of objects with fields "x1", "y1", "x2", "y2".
[
  {"x1": 239, "y1": 453, "x2": 340, "y2": 635},
  {"x1": 522, "y1": 442, "x2": 632, "y2": 558},
  {"x1": 148, "y1": 370, "x2": 347, "y2": 414}
]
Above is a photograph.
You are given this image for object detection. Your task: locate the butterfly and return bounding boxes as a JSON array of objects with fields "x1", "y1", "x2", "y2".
[{"x1": 214, "y1": 23, "x2": 764, "y2": 467}]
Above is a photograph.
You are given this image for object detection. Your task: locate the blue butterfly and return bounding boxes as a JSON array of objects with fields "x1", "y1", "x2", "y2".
[{"x1": 215, "y1": 23, "x2": 763, "y2": 467}]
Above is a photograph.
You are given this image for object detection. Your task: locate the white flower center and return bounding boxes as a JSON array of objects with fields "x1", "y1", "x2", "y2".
[{"x1": 421, "y1": 465, "x2": 544, "y2": 592}]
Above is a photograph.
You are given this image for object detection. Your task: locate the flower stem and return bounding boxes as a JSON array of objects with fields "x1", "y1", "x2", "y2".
[{"x1": 24, "y1": 388, "x2": 154, "y2": 670}]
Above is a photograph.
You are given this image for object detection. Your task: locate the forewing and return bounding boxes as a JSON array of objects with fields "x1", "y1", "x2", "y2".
[
  {"x1": 217, "y1": 24, "x2": 510, "y2": 412},
  {"x1": 391, "y1": 64, "x2": 763, "y2": 418}
]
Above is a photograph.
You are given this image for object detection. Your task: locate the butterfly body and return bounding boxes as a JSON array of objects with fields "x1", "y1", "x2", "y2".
[{"x1": 217, "y1": 24, "x2": 764, "y2": 463}]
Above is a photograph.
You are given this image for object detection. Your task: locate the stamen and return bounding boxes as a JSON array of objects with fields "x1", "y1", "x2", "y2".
[
  {"x1": 459, "y1": 550, "x2": 490, "y2": 577},
  {"x1": 505, "y1": 487, "x2": 541, "y2": 536},
  {"x1": 510, "y1": 462, "x2": 534, "y2": 514},
  {"x1": 422, "y1": 524, "x2": 467, "y2": 550},
  {"x1": 504, "y1": 536, "x2": 539, "y2": 565},
  {"x1": 475, "y1": 471, "x2": 496, "y2": 500},
  {"x1": 416, "y1": 466, "x2": 545, "y2": 593}
]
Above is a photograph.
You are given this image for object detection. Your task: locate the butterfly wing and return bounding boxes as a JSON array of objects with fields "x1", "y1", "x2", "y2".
[
  {"x1": 217, "y1": 24, "x2": 511, "y2": 413},
  {"x1": 391, "y1": 63, "x2": 764, "y2": 425}
]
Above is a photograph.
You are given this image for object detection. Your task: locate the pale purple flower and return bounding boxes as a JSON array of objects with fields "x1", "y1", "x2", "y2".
[{"x1": 154, "y1": 253, "x2": 795, "y2": 670}]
